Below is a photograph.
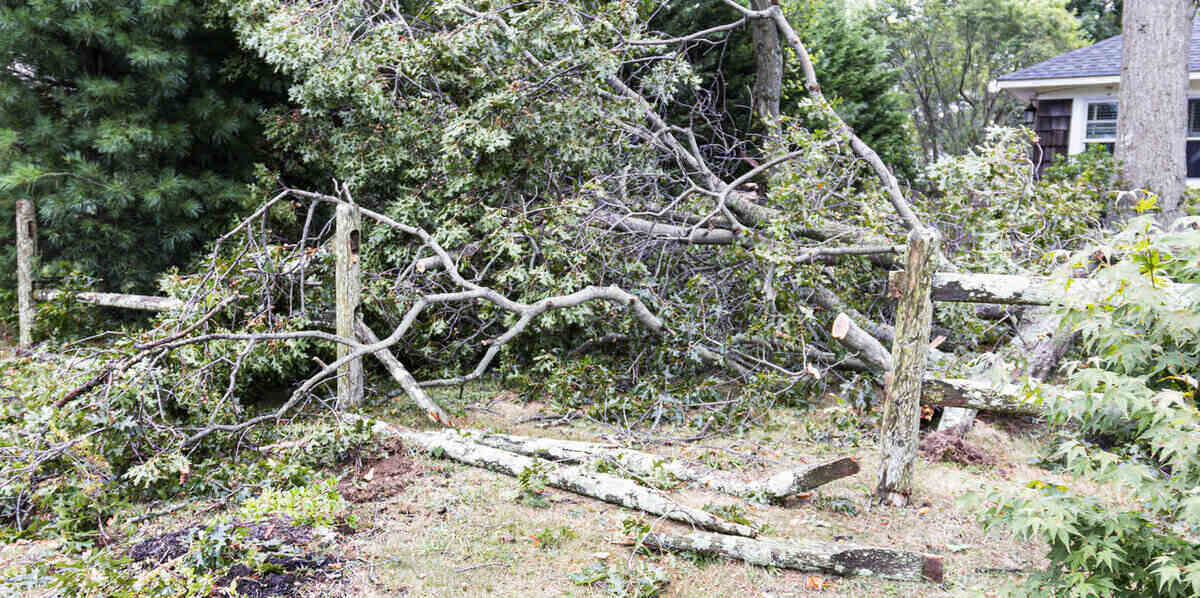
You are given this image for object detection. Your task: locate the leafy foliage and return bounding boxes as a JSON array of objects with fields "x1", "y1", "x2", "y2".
[
  {"x1": 1067, "y1": 0, "x2": 1123, "y2": 42},
  {"x1": 922, "y1": 127, "x2": 1109, "y2": 272},
  {"x1": 972, "y1": 217, "x2": 1200, "y2": 597}
]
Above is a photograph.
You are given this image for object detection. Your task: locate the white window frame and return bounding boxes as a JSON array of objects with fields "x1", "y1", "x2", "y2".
[
  {"x1": 1066, "y1": 93, "x2": 1200, "y2": 184},
  {"x1": 1083, "y1": 100, "x2": 1118, "y2": 148}
]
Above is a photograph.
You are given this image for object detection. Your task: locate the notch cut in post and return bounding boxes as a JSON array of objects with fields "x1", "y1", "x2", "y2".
[
  {"x1": 16, "y1": 200, "x2": 36, "y2": 348},
  {"x1": 336, "y1": 202, "x2": 364, "y2": 410},
  {"x1": 876, "y1": 226, "x2": 938, "y2": 507}
]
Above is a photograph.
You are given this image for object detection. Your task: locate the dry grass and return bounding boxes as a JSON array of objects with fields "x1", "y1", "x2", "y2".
[
  {"x1": 1, "y1": 386, "x2": 1074, "y2": 597},
  {"x1": 294, "y1": 394, "x2": 1058, "y2": 598}
]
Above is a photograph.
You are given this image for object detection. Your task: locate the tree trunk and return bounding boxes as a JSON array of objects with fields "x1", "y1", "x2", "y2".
[
  {"x1": 921, "y1": 377, "x2": 1051, "y2": 416},
  {"x1": 750, "y1": 0, "x2": 783, "y2": 142},
  {"x1": 383, "y1": 426, "x2": 758, "y2": 538},
  {"x1": 876, "y1": 227, "x2": 937, "y2": 506},
  {"x1": 1117, "y1": 0, "x2": 1191, "y2": 222},
  {"x1": 901, "y1": 271, "x2": 1197, "y2": 307},
  {"x1": 640, "y1": 530, "x2": 943, "y2": 583}
]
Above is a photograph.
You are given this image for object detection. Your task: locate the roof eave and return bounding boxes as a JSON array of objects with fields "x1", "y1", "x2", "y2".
[{"x1": 991, "y1": 71, "x2": 1200, "y2": 101}]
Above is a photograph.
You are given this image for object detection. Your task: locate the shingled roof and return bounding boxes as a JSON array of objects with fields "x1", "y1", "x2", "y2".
[{"x1": 997, "y1": 18, "x2": 1200, "y2": 82}]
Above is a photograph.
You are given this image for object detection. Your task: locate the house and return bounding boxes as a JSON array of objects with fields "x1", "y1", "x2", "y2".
[{"x1": 991, "y1": 19, "x2": 1200, "y2": 177}]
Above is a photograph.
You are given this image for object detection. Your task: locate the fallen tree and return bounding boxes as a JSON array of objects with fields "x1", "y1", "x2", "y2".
[
  {"x1": 33, "y1": 290, "x2": 184, "y2": 312},
  {"x1": 891, "y1": 271, "x2": 1200, "y2": 307},
  {"x1": 461, "y1": 430, "x2": 860, "y2": 501},
  {"x1": 358, "y1": 418, "x2": 942, "y2": 582},
  {"x1": 374, "y1": 424, "x2": 758, "y2": 538}
]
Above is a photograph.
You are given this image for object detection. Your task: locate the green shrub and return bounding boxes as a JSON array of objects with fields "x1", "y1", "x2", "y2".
[{"x1": 971, "y1": 216, "x2": 1200, "y2": 597}]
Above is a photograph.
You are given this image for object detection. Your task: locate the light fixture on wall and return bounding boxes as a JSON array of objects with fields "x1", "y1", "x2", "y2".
[{"x1": 1022, "y1": 103, "x2": 1038, "y2": 126}]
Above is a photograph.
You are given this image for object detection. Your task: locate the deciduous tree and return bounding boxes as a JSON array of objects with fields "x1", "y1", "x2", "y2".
[{"x1": 870, "y1": 0, "x2": 1083, "y2": 163}]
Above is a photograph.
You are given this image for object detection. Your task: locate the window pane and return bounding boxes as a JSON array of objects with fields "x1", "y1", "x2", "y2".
[
  {"x1": 1189, "y1": 100, "x2": 1200, "y2": 137},
  {"x1": 1086, "y1": 122, "x2": 1116, "y2": 139},
  {"x1": 1187, "y1": 140, "x2": 1200, "y2": 178},
  {"x1": 1088, "y1": 102, "x2": 1117, "y2": 121}
]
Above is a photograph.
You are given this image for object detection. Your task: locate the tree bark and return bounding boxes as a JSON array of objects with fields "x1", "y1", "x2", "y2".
[
  {"x1": 463, "y1": 430, "x2": 859, "y2": 501},
  {"x1": 335, "y1": 202, "x2": 364, "y2": 410},
  {"x1": 877, "y1": 227, "x2": 937, "y2": 506},
  {"x1": 16, "y1": 200, "x2": 36, "y2": 348},
  {"x1": 640, "y1": 530, "x2": 943, "y2": 583},
  {"x1": 1117, "y1": 0, "x2": 1191, "y2": 222},
  {"x1": 749, "y1": 0, "x2": 783, "y2": 141},
  {"x1": 384, "y1": 426, "x2": 758, "y2": 537}
]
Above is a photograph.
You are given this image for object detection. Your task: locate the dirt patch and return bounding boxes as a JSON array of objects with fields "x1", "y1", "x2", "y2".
[
  {"x1": 127, "y1": 526, "x2": 194, "y2": 564},
  {"x1": 340, "y1": 439, "x2": 422, "y2": 503},
  {"x1": 126, "y1": 517, "x2": 337, "y2": 597},
  {"x1": 218, "y1": 554, "x2": 339, "y2": 598},
  {"x1": 918, "y1": 426, "x2": 996, "y2": 466},
  {"x1": 128, "y1": 517, "x2": 315, "y2": 565}
]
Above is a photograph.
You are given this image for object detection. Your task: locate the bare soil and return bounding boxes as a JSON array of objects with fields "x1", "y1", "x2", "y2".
[{"x1": 339, "y1": 438, "x2": 423, "y2": 503}]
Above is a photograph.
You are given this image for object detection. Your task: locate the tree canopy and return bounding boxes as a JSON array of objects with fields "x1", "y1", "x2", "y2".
[{"x1": 869, "y1": 0, "x2": 1083, "y2": 163}]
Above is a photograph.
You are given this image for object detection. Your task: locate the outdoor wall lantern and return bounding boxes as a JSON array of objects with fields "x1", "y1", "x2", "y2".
[{"x1": 1022, "y1": 103, "x2": 1037, "y2": 126}]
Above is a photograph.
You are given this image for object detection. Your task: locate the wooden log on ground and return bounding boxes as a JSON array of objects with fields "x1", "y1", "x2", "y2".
[
  {"x1": 353, "y1": 319, "x2": 452, "y2": 425},
  {"x1": 16, "y1": 200, "x2": 36, "y2": 347},
  {"x1": 368, "y1": 423, "x2": 757, "y2": 537},
  {"x1": 877, "y1": 227, "x2": 937, "y2": 507},
  {"x1": 464, "y1": 430, "x2": 859, "y2": 501},
  {"x1": 33, "y1": 290, "x2": 184, "y2": 312},
  {"x1": 641, "y1": 530, "x2": 943, "y2": 583},
  {"x1": 335, "y1": 202, "x2": 364, "y2": 410}
]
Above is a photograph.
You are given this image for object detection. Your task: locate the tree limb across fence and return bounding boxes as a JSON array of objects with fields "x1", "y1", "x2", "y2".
[{"x1": 891, "y1": 271, "x2": 1200, "y2": 306}]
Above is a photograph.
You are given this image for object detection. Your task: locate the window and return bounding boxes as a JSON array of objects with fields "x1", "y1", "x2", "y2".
[
  {"x1": 1084, "y1": 101, "x2": 1117, "y2": 153},
  {"x1": 1080, "y1": 99, "x2": 1200, "y2": 177},
  {"x1": 1187, "y1": 100, "x2": 1200, "y2": 177}
]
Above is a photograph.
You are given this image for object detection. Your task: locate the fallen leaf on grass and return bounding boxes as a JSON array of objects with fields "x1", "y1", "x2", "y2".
[{"x1": 805, "y1": 575, "x2": 828, "y2": 590}]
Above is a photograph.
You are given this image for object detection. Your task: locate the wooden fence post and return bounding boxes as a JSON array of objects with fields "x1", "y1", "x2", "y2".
[
  {"x1": 16, "y1": 200, "x2": 36, "y2": 348},
  {"x1": 876, "y1": 226, "x2": 938, "y2": 507},
  {"x1": 335, "y1": 202, "x2": 364, "y2": 410}
]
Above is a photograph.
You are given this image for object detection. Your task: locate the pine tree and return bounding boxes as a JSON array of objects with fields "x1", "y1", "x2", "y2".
[{"x1": 0, "y1": 0, "x2": 282, "y2": 299}]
